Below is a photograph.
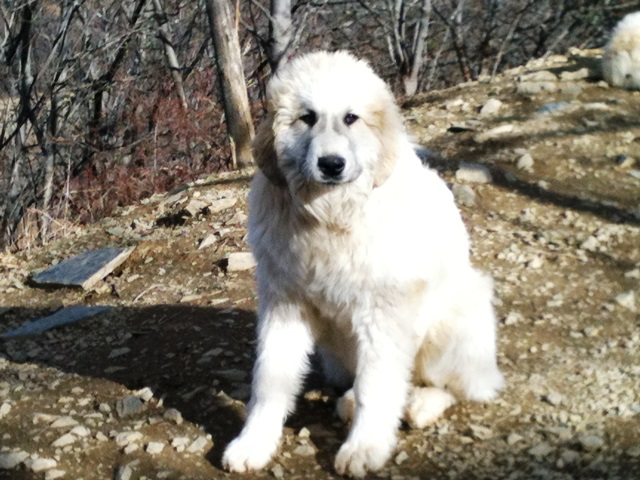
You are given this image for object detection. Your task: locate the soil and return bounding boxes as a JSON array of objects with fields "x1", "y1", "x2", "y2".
[{"x1": 0, "y1": 50, "x2": 639, "y2": 480}]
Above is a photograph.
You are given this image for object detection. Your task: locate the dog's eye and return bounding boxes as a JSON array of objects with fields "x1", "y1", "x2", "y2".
[
  {"x1": 343, "y1": 113, "x2": 359, "y2": 126},
  {"x1": 299, "y1": 111, "x2": 317, "y2": 127}
]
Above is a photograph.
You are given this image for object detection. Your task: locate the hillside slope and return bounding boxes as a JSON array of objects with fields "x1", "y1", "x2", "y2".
[{"x1": 1, "y1": 50, "x2": 639, "y2": 480}]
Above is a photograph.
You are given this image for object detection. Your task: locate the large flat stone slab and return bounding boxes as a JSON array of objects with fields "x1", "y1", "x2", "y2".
[
  {"x1": 1, "y1": 305, "x2": 111, "y2": 338},
  {"x1": 31, "y1": 247, "x2": 134, "y2": 290}
]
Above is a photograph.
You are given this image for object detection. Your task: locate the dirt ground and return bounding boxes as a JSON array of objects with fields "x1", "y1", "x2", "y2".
[{"x1": 0, "y1": 51, "x2": 639, "y2": 480}]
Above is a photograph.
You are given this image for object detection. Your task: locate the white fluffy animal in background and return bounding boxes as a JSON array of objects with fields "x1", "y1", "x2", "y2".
[
  {"x1": 222, "y1": 51, "x2": 504, "y2": 477},
  {"x1": 603, "y1": 11, "x2": 640, "y2": 89}
]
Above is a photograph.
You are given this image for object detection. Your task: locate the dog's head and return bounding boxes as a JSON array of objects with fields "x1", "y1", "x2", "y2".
[{"x1": 254, "y1": 51, "x2": 405, "y2": 194}]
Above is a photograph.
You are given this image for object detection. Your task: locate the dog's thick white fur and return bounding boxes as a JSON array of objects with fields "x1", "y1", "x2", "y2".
[
  {"x1": 603, "y1": 11, "x2": 640, "y2": 89},
  {"x1": 222, "y1": 51, "x2": 503, "y2": 477}
]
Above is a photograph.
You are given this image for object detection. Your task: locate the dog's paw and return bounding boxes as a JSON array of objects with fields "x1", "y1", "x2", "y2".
[
  {"x1": 222, "y1": 433, "x2": 278, "y2": 473},
  {"x1": 334, "y1": 436, "x2": 394, "y2": 478},
  {"x1": 405, "y1": 387, "x2": 456, "y2": 429}
]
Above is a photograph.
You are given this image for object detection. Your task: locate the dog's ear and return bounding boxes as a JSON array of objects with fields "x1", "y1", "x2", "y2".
[
  {"x1": 253, "y1": 112, "x2": 287, "y2": 188},
  {"x1": 370, "y1": 99, "x2": 404, "y2": 188}
]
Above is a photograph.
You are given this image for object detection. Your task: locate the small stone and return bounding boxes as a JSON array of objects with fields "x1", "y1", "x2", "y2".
[
  {"x1": 123, "y1": 444, "x2": 139, "y2": 454},
  {"x1": 186, "y1": 435, "x2": 208, "y2": 453},
  {"x1": 517, "y1": 81, "x2": 558, "y2": 95},
  {"x1": 293, "y1": 445, "x2": 315, "y2": 457},
  {"x1": 507, "y1": 433, "x2": 523, "y2": 446},
  {"x1": 146, "y1": 442, "x2": 165, "y2": 454},
  {"x1": 116, "y1": 395, "x2": 144, "y2": 418},
  {"x1": 198, "y1": 234, "x2": 217, "y2": 250},
  {"x1": 164, "y1": 408, "x2": 183, "y2": 425},
  {"x1": 51, "y1": 433, "x2": 76, "y2": 447},
  {"x1": 579, "y1": 236, "x2": 599, "y2": 252},
  {"x1": 271, "y1": 463, "x2": 285, "y2": 479},
  {"x1": 615, "y1": 291, "x2": 636, "y2": 311},
  {"x1": 521, "y1": 70, "x2": 557, "y2": 82},
  {"x1": 543, "y1": 390, "x2": 564, "y2": 406},
  {"x1": 28, "y1": 458, "x2": 58, "y2": 472},
  {"x1": 298, "y1": 427, "x2": 311, "y2": 438},
  {"x1": 115, "y1": 431, "x2": 143, "y2": 447},
  {"x1": 50, "y1": 416, "x2": 78, "y2": 429},
  {"x1": 69, "y1": 426, "x2": 90, "y2": 437},
  {"x1": 227, "y1": 252, "x2": 257, "y2": 271},
  {"x1": 45, "y1": 470, "x2": 66, "y2": 480},
  {"x1": 115, "y1": 464, "x2": 133, "y2": 480},
  {"x1": 528, "y1": 442, "x2": 554, "y2": 457},
  {"x1": 108, "y1": 347, "x2": 130, "y2": 359},
  {"x1": 135, "y1": 387, "x2": 154, "y2": 402},
  {"x1": 95, "y1": 432, "x2": 108, "y2": 442},
  {"x1": 479, "y1": 98, "x2": 502, "y2": 116},
  {"x1": 452, "y1": 184, "x2": 476, "y2": 206},
  {"x1": 394, "y1": 450, "x2": 409, "y2": 465},
  {"x1": 474, "y1": 124, "x2": 515, "y2": 143},
  {"x1": 0, "y1": 402, "x2": 10, "y2": 419},
  {"x1": 517, "y1": 153, "x2": 534, "y2": 172},
  {"x1": 559, "y1": 68, "x2": 590, "y2": 81},
  {"x1": 626, "y1": 444, "x2": 640, "y2": 458},
  {"x1": 171, "y1": 437, "x2": 190, "y2": 449},
  {"x1": 455, "y1": 162, "x2": 492, "y2": 184},
  {"x1": 208, "y1": 197, "x2": 238, "y2": 214},
  {"x1": 98, "y1": 403, "x2": 112, "y2": 414},
  {"x1": 0, "y1": 451, "x2": 29, "y2": 469},
  {"x1": 33, "y1": 413, "x2": 57, "y2": 425},
  {"x1": 469, "y1": 424, "x2": 493, "y2": 440},
  {"x1": 579, "y1": 434, "x2": 604, "y2": 452}
]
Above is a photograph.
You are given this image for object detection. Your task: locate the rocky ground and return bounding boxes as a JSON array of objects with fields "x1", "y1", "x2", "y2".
[{"x1": 1, "y1": 50, "x2": 639, "y2": 480}]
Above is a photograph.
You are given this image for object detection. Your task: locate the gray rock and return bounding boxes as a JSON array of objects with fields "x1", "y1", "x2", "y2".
[
  {"x1": 30, "y1": 247, "x2": 134, "y2": 290},
  {"x1": 517, "y1": 153, "x2": 535, "y2": 171},
  {"x1": 146, "y1": 442, "x2": 165, "y2": 454},
  {"x1": 615, "y1": 291, "x2": 636, "y2": 311},
  {"x1": 227, "y1": 252, "x2": 257, "y2": 272},
  {"x1": 0, "y1": 451, "x2": 29, "y2": 469},
  {"x1": 0, "y1": 402, "x2": 10, "y2": 419},
  {"x1": 49, "y1": 416, "x2": 78, "y2": 429},
  {"x1": 474, "y1": 124, "x2": 515, "y2": 143},
  {"x1": 163, "y1": 408, "x2": 183, "y2": 425},
  {"x1": 579, "y1": 434, "x2": 604, "y2": 451},
  {"x1": 186, "y1": 435, "x2": 209, "y2": 453},
  {"x1": 271, "y1": 463, "x2": 285, "y2": 479},
  {"x1": 559, "y1": 68, "x2": 591, "y2": 81},
  {"x1": 1, "y1": 305, "x2": 111, "y2": 338},
  {"x1": 452, "y1": 184, "x2": 476, "y2": 207},
  {"x1": 455, "y1": 162, "x2": 492, "y2": 184},
  {"x1": 517, "y1": 82, "x2": 558, "y2": 95},
  {"x1": 479, "y1": 98, "x2": 503, "y2": 116},
  {"x1": 115, "y1": 465, "x2": 133, "y2": 480},
  {"x1": 543, "y1": 390, "x2": 564, "y2": 406},
  {"x1": 521, "y1": 70, "x2": 558, "y2": 82},
  {"x1": 28, "y1": 457, "x2": 58, "y2": 472},
  {"x1": 51, "y1": 433, "x2": 76, "y2": 447},
  {"x1": 528, "y1": 442, "x2": 554, "y2": 457},
  {"x1": 115, "y1": 431, "x2": 143, "y2": 447},
  {"x1": 44, "y1": 469, "x2": 66, "y2": 480},
  {"x1": 116, "y1": 395, "x2": 144, "y2": 418}
]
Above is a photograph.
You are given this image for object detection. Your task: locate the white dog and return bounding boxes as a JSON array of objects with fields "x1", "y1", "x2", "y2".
[
  {"x1": 603, "y1": 11, "x2": 640, "y2": 89},
  {"x1": 222, "y1": 51, "x2": 504, "y2": 477}
]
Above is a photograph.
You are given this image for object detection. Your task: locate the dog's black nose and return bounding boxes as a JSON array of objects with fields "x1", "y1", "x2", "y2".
[{"x1": 317, "y1": 155, "x2": 345, "y2": 178}]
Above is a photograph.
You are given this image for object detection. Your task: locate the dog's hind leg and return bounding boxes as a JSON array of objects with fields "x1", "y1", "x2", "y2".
[
  {"x1": 223, "y1": 300, "x2": 314, "y2": 473},
  {"x1": 417, "y1": 270, "x2": 504, "y2": 404}
]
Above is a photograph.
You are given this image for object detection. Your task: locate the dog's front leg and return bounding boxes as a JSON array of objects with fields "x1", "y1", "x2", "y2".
[
  {"x1": 334, "y1": 314, "x2": 414, "y2": 477},
  {"x1": 223, "y1": 301, "x2": 313, "y2": 472}
]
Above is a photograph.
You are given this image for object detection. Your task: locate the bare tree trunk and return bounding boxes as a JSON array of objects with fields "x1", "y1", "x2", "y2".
[
  {"x1": 403, "y1": 0, "x2": 431, "y2": 96},
  {"x1": 151, "y1": 0, "x2": 188, "y2": 110},
  {"x1": 204, "y1": 0, "x2": 254, "y2": 169},
  {"x1": 1, "y1": 1, "x2": 34, "y2": 247},
  {"x1": 268, "y1": 0, "x2": 292, "y2": 70}
]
